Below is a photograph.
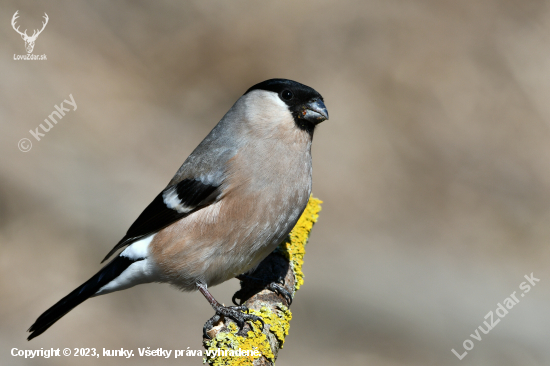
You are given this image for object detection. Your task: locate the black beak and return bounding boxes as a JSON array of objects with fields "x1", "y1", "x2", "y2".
[{"x1": 303, "y1": 99, "x2": 329, "y2": 124}]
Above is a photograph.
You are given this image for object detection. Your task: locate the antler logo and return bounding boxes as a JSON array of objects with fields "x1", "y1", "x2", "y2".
[{"x1": 12, "y1": 10, "x2": 48, "y2": 54}]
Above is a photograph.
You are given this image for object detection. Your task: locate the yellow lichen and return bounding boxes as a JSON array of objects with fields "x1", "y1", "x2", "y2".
[
  {"x1": 204, "y1": 321, "x2": 273, "y2": 366},
  {"x1": 249, "y1": 305, "x2": 292, "y2": 348},
  {"x1": 278, "y1": 196, "x2": 322, "y2": 291}
]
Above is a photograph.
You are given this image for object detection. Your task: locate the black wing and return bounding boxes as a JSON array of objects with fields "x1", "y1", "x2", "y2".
[{"x1": 101, "y1": 178, "x2": 219, "y2": 262}]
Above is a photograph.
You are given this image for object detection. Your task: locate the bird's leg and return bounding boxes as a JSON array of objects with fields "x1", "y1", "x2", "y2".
[
  {"x1": 233, "y1": 274, "x2": 293, "y2": 306},
  {"x1": 198, "y1": 283, "x2": 264, "y2": 339}
]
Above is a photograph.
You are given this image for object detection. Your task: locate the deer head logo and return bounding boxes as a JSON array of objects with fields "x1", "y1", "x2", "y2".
[{"x1": 12, "y1": 11, "x2": 49, "y2": 54}]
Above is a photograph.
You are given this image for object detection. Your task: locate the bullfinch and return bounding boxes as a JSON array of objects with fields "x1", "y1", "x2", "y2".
[{"x1": 27, "y1": 78, "x2": 328, "y2": 340}]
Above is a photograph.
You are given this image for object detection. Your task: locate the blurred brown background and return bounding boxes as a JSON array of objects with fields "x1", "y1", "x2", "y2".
[{"x1": 1, "y1": 1, "x2": 549, "y2": 365}]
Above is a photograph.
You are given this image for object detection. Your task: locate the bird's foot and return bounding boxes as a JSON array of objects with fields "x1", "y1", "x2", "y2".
[
  {"x1": 233, "y1": 274, "x2": 293, "y2": 306},
  {"x1": 266, "y1": 281, "x2": 293, "y2": 305},
  {"x1": 203, "y1": 303, "x2": 264, "y2": 339}
]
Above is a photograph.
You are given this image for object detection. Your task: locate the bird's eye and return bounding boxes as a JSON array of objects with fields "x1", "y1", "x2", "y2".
[{"x1": 281, "y1": 90, "x2": 293, "y2": 101}]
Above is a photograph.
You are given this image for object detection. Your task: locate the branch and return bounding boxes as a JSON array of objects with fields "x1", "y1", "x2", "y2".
[{"x1": 202, "y1": 196, "x2": 322, "y2": 365}]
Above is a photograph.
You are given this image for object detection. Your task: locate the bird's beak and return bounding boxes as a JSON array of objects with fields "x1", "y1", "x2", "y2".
[{"x1": 303, "y1": 99, "x2": 329, "y2": 124}]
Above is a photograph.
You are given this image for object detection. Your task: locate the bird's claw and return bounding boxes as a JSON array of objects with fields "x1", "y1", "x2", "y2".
[
  {"x1": 266, "y1": 282, "x2": 293, "y2": 306},
  {"x1": 233, "y1": 274, "x2": 292, "y2": 306},
  {"x1": 203, "y1": 304, "x2": 264, "y2": 339}
]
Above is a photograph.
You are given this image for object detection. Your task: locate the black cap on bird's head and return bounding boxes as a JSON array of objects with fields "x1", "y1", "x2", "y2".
[{"x1": 245, "y1": 79, "x2": 329, "y2": 133}]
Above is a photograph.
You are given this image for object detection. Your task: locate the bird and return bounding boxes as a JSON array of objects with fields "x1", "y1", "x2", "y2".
[{"x1": 27, "y1": 78, "x2": 328, "y2": 341}]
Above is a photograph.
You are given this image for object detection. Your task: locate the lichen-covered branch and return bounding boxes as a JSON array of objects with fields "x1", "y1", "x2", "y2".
[{"x1": 203, "y1": 197, "x2": 322, "y2": 366}]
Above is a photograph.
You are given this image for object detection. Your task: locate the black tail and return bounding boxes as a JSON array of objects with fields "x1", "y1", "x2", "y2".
[{"x1": 27, "y1": 255, "x2": 138, "y2": 340}]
